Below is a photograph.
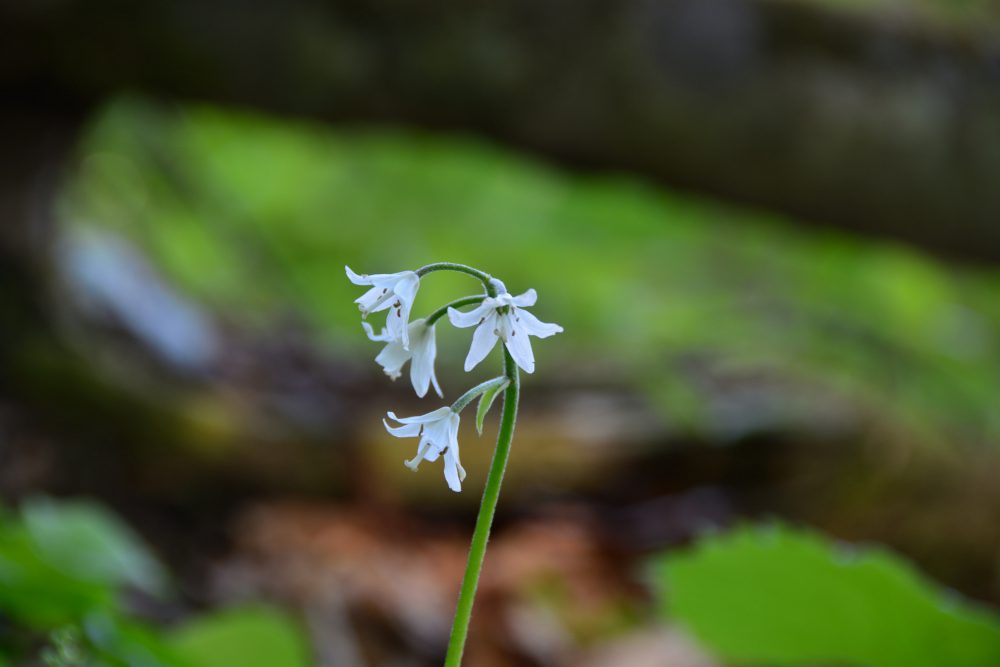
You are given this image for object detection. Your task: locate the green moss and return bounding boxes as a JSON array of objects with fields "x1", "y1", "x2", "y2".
[{"x1": 61, "y1": 97, "x2": 1000, "y2": 447}]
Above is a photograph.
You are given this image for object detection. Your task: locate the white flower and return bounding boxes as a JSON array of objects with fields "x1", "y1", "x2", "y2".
[
  {"x1": 345, "y1": 266, "x2": 420, "y2": 349},
  {"x1": 384, "y1": 407, "x2": 466, "y2": 492},
  {"x1": 447, "y1": 289, "x2": 562, "y2": 374},
  {"x1": 363, "y1": 318, "x2": 443, "y2": 398}
]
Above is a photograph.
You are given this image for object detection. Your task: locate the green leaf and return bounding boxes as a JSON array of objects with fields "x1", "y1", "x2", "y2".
[
  {"x1": 0, "y1": 520, "x2": 113, "y2": 626},
  {"x1": 84, "y1": 612, "x2": 196, "y2": 667},
  {"x1": 476, "y1": 379, "x2": 508, "y2": 435},
  {"x1": 170, "y1": 607, "x2": 313, "y2": 667},
  {"x1": 23, "y1": 497, "x2": 168, "y2": 596},
  {"x1": 653, "y1": 524, "x2": 1000, "y2": 667}
]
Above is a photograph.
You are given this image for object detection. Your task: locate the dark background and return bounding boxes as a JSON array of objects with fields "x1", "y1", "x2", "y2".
[{"x1": 2, "y1": 2, "x2": 1000, "y2": 666}]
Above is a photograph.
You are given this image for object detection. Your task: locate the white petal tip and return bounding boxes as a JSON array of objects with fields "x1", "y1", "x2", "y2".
[{"x1": 346, "y1": 266, "x2": 370, "y2": 285}]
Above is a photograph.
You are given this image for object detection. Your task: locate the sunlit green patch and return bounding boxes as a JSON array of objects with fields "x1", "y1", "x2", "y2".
[
  {"x1": 60, "y1": 98, "x2": 1000, "y2": 447},
  {"x1": 653, "y1": 524, "x2": 1000, "y2": 667}
]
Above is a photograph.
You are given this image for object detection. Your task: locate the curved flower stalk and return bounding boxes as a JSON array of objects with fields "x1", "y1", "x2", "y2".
[
  {"x1": 346, "y1": 261, "x2": 562, "y2": 667},
  {"x1": 364, "y1": 318, "x2": 443, "y2": 398}
]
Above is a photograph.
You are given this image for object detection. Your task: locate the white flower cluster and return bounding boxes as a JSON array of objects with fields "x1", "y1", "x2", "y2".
[{"x1": 347, "y1": 266, "x2": 562, "y2": 491}]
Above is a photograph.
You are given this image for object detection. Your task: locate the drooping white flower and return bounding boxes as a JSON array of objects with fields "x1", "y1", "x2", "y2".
[
  {"x1": 384, "y1": 407, "x2": 466, "y2": 492},
  {"x1": 363, "y1": 318, "x2": 443, "y2": 398},
  {"x1": 345, "y1": 266, "x2": 420, "y2": 349},
  {"x1": 447, "y1": 289, "x2": 562, "y2": 374}
]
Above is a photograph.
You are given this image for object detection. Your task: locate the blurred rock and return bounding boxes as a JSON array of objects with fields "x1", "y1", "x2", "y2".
[{"x1": 59, "y1": 226, "x2": 220, "y2": 375}]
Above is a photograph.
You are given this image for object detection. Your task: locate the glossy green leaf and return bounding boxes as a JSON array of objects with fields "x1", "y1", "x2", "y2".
[{"x1": 654, "y1": 525, "x2": 1000, "y2": 667}]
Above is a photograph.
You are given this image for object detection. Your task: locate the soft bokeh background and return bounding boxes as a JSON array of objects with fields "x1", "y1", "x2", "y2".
[{"x1": 3, "y1": 2, "x2": 1000, "y2": 666}]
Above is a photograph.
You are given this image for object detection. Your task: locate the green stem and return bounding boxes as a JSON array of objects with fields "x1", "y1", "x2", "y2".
[
  {"x1": 443, "y1": 349, "x2": 519, "y2": 667},
  {"x1": 450, "y1": 375, "x2": 508, "y2": 413},
  {"x1": 426, "y1": 295, "x2": 488, "y2": 327},
  {"x1": 416, "y1": 263, "x2": 498, "y2": 297}
]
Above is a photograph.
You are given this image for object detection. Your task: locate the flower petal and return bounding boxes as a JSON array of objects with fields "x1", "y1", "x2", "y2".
[
  {"x1": 383, "y1": 419, "x2": 421, "y2": 438},
  {"x1": 367, "y1": 270, "x2": 412, "y2": 289},
  {"x1": 422, "y1": 416, "x2": 452, "y2": 450},
  {"x1": 447, "y1": 300, "x2": 494, "y2": 328},
  {"x1": 409, "y1": 324, "x2": 437, "y2": 398},
  {"x1": 355, "y1": 286, "x2": 393, "y2": 314},
  {"x1": 511, "y1": 288, "x2": 537, "y2": 307},
  {"x1": 420, "y1": 420, "x2": 449, "y2": 464},
  {"x1": 448, "y1": 413, "x2": 462, "y2": 464},
  {"x1": 414, "y1": 322, "x2": 443, "y2": 397},
  {"x1": 345, "y1": 265, "x2": 372, "y2": 286},
  {"x1": 375, "y1": 341, "x2": 410, "y2": 380},
  {"x1": 429, "y1": 369, "x2": 443, "y2": 398},
  {"x1": 442, "y1": 413, "x2": 464, "y2": 491},
  {"x1": 464, "y1": 317, "x2": 499, "y2": 372},
  {"x1": 443, "y1": 447, "x2": 462, "y2": 492},
  {"x1": 361, "y1": 321, "x2": 393, "y2": 342},
  {"x1": 392, "y1": 272, "x2": 420, "y2": 307},
  {"x1": 409, "y1": 357, "x2": 431, "y2": 398},
  {"x1": 516, "y1": 309, "x2": 564, "y2": 339},
  {"x1": 384, "y1": 306, "x2": 407, "y2": 349},
  {"x1": 505, "y1": 318, "x2": 536, "y2": 373},
  {"x1": 386, "y1": 407, "x2": 452, "y2": 424}
]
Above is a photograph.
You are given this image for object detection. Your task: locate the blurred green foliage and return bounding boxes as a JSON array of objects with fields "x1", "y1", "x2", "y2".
[
  {"x1": 654, "y1": 524, "x2": 1000, "y2": 667},
  {"x1": 0, "y1": 500, "x2": 120, "y2": 628},
  {"x1": 803, "y1": 0, "x2": 1000, "y2": 28},
  {"x1": 171, "y1": 608, "x2": 312, "y2": 667},
  {"x1": 23, "y1": 498, "x2": 167, "y2": 598},
  {"x1": 60, "y1": 99, "x2": 1000, "y2": 446},
  {"x1": 0, "y1": 499, "x2": 312, "y2": 667},
  {"x1": 41, "y1": 627, "x2": 87, "y2": 667}
]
